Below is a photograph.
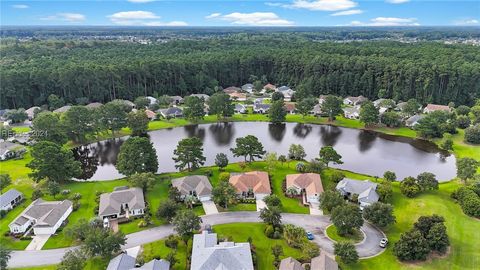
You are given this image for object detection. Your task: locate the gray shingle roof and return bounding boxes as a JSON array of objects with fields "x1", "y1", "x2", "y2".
[
  {"x1": 137, "y1": 259, "x2": 170, "y2": 270},
  {"x1": 107, "y1": 253, "x2": 136, "y2": 270},
  {"x1": 171, "y1": 175, "x2": 212, "y2": 197},
  {"x1": 0, "y1": 142, "x2": 26, "y2": 156},
  {"x1": 10, "y1": 199, "x2": 72, "y2": 227},
  {"x1": 279, "y1": 257, "x2": 304, "y2": 270},
  {"x1": 336, "y1": 179, "x2": 379, "y2": 204},
  {"x1": 311, "y1": 251, "x2": 338, "y2": 270},
  {"x1": 99, "y1": 187, "x2": 145, "y2": 217},
  {"x1": 159, "y1": 107, "x2": 183, "y2": 117},
  {"x1": 0, "y1": 189, "x2": 23, "y2": 208}
]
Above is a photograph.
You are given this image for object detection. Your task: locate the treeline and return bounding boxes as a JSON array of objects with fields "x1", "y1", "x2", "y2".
[{"x1": 1, "y1": 38, "x2": 479, "y2": 109}]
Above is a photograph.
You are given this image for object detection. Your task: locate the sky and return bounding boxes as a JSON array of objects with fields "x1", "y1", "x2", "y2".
[{"x1": 1, "y1": 0, "x2": 479, "y2": 27}]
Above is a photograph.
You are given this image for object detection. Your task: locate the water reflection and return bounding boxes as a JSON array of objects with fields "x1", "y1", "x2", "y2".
[
  {"x1": 293, "y1": 123, "x2": 313, "y2": 138},
  {"x1": 268, "y1": 123, "x2": 286, "y2": 142},
  {"x1": 358, "y1": 131, "x2": 377, "y2": 152},
  {"x1": 319, "y1": 126, "x2": 342, "y2": 146},
  {"x1": 184, "y1": 125, "x2": 206, "y2": 141},
  {"x1": 209, "y1": 123, "x2": 235, "y2": 145},
  {"x1": 73, "y1": 145, "x2": 99, "y2": 180}
]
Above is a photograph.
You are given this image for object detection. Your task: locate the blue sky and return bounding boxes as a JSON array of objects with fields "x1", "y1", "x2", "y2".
[{"x1": 1, "y1": 1, "x2": 479, "y2": 26}]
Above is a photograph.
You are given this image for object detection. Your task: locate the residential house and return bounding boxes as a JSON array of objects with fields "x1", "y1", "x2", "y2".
[
  {"x1": 53, "y1": 105, "x2": 72, "y2": 113},
  {"x1": 405, "y1": 114, "x2": 424, "y2": 127},
  {"x1": 170, "y1": 96, "x2": 184, "y2": 105},
  {"x1": 318, "y1": 95, "x2": 328, "y2": 105},
  {"x1": 286, "y1": 173, "x2": 324, "y2": 204},
  {"x1": 171, "y1": 175, "x2": 213, "y2": 202},
  {"x1": 277, "y1": 86, "x2": 295, "y2": 101},
  {"x1": 343, "y1": 96, "x2": 367, "y2": 106},
  {"x1": 263, "y1": 83, "x2": 276, "y2": 92},
  {"x1": 343, "y1": 107, "x2": 360, "y2": 119},
  {"x1": 25, "y1": 106, "x2": 40, "y2": 120},
  {"x1": 9, "y1": 199, "x2": 72, "y2": 235},
  {"x1": 242, "y1": 83, "x2": 254, "y2": 93},
  {"x1": 311, "y1": 104, "x2": 323, "y2": 116},
  {"x1": 423, "y1": 104, "x2": 452, "y2": 114},
  {"x1": 253, "y1": 103, "x2": 271, "y2": 114},
  {"x1": 107, "y1": 253, "x2": 169, "y2": 270},
  {"x1": 0, "y1": 189, "x2": 24, "y2": 211},
  {"x1": 234, "y1": 104, "x2": 247, "y2": 114},
  {"x1": 191, "y1": 231, "x2": 254, "y2": 270},
  {"x1": 190, "y1": 94, "x2": 210, "y2": 102},
  {"x1": 284, "y1": 103, "x2": 296, "y2": 114},
  {"x1": 229, "y1": 92, "x2": 247, "y2": 101},
  {"x1": 146, "y1": 96, "x2": 158, "y2": 105},
  {"x1": 85, "y1": 102, "x2": 103, "y2": 109},
  {"x1": 144, "y1": 109, "x2": 156, "y2": 120},
  {"x1": 395, "y1": 102, "x2": 408, "y2": 112},
  {"x1": 98, "y1": 187, "x2": 145, "y2": 222},
  {"x1": 0, "y1": 141, "x2": 26, "y2": 161},
  {"x1": 336, "y1": 179, "x2": 379, "y2": 209},
  {"x1": 223, "y1": 86, "x2": 241, "y2": 94},
  {"x1": 229, "y1": 171, "x2": 271, "y2": 199},
  {"x1": 311, "y1": 251, "x2": 339, "y2": 270},
  {"x1": 114, "y1": 99, "x2": 136, "y2": 109},
  {"x1": 279, "y1": 257, "x2": 303, "y2": 270},
  {"x1": 158, "y1": 107, "x2": 183, "y2": 118}
]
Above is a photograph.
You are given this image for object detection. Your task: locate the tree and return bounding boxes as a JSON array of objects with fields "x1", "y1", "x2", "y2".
[
  {"x1": 57, "y1": 249, "x2": 87, "y2": 270},
  {"x1": 360, "y1": 101, "x2": 379, "y2": 127},
  {"x1": 31, "y1": 188, "x2": 43, "y2": 200},
  {"x1": 212, "y1": 181, "x2": 237, "y2": 209},
  {"x1": 99, "y1": 101, "x2": 128, "y2": 134},
  {"x1": 207, "y1": 92, "x2": 234, "y2": 120},
  {"x1": 380, "y1": 111, "x2": 401, "y2": 127},
  {"x1": 269, "y1": 100, "x2": 287, "y2": 124},
  {"x1": 230, "y1": 135, "x2": 266, "y2": 162},
  {"x1": 393, "y1": 229, "x2": 430, "y2": 261},
  {"x1": 319, "y1": 190, "x2": 345, "y2": 212},
  {"x1": 214, "y1": 153, "x2": 229, "y2": 170},
  {"x1": 457, "y1": 115, "x2": 471, "y2": 129},
  {"x1": 296, "y1": 98, "x2": 316, "y2": 118},
  {"x1": 260, "y1": 206, "x2": 282, "y2": 228},
  {"x1": 321, "y1": 95, "x2": 343, "y2": 121},
  {"x1": 165, "y1": 251, "x2": 177, "y2": 267},
  {"x1": 116, "y1": 137, "x2": 158, "y2": 176},
  {"x1": 426, "y1": 222, "x2": 450, "y2": 254},
  {"x1": 128, "y1": 172, "x2": 155, "y2": 192},
  {"x1": 383, "y1": 171, "x2": 397, "y2": 182},
  {"x1": 318, "y1": 146, "x2": 343, "y2": 167},
  {"x1": 156, "y1": 200, "x2": 180, "y2": 222},
  {"x1": 134, "y1": 96, "x2": 150, "y2": 109},
  {"x1": 0, "y1": 174, "x2": 12, "y2": 191},
  {"x1": 330, "y1": 171, "x2": 345, "y2": 184},
  {"x1": 62, "y1": 106, "x2": 94, "y2": 142},
  {"x1": 400, "y1": 176, "x2": 421, "y2": 198},
  {"x1": 47, "y1": 181, "x2": 60, "y2": 198},
  {"x1": 415, "y1": 111, "x2": 457, "y2": 138},
  {"x1": 5, "y1": 109, "x2": 28, "y2": 123},
  {"x1": 48, "y1": 94, "x2": 65, "y2": 110},
  {"x1": 403, "y1": 99, "x2": 420, "y2": 117},
  {"x1": 441, "y1": 138, "x2": 453, "y2": 151},
  {"x1": 271, "y1": 244, "x2": 284, "y2": 267},
  {"x1": 377, "y1": 180, "x2": 393, "y2": 202},
  {"x1": 413, "y1": 215, "x2": 445, "y2": 237},
  {"x1": 84, "y1": 228, "x2": 126, "y2": 258},
  {"x1": 416, "y1": 172, "x2": 438, "y2": 191},
  {"x1": 302, "y1": 241, "x2": 320, "y2": 260},
  {"x1": 307, "y1": 159, "x2": 325, "y2": 173},
  {"x1": 456, "y1": 105, "x2": 470, "y2": 116},
  {"x1": 127, "y1": 109, "x2": 150, "y2": 136},
  {"x1": 278, "y1": 155, "x2": 287, "y2": 166},
  {"x1": 32, "y1": 112, "x2": 68, "y2": 144},
  {"x1": 168, "y1": 186, "x2": 182, "y2": 202},
  {"x1": 263, "y1": 194, "x2": 282, "y2": 208},
  {"x1": 271, "y1": 92, "x2": 284, "y2": 102},
  {"x1": 172, "y1": 137, "x2": 206, "y2": 171},
  {"x1": 334, "y1": 242, "x2": 358, "y2": 264},
  {"x1": 456, "y1": 157, "x2": 479, "y2": 182},
  {"x1": 172, "y1": 210, "x2": 201, "y2": 241},
  {"x1": 283, "y1": 224, "x2": 306, "y2": 248},
  {"x1": 288, "y1": 144, "x2": 306, "y2": 160},
  {"x1": 27, "y1": 141, "x2": 81, "y2": 183},
  {"x1": 183, "y1": 96, "x2": 205, "y2": 122},
  {"x1": 0, "y1": 124, "x2": 13, "y2": 140},
  {"x1": 330, "y1": 204, "x2": 364, "y2": 235},
  {"x1": 0, "y1": 246, "x2": 11, "y2": 269},
  {"x1": 464, "y1": 124, "x2": 480, "y2": 144},
  {"x1": 265, "y1": 152, "x2": 278, "y2": 171},
  {"x1": 363, "y1": 202, "x2": 396, "y2": 228}
]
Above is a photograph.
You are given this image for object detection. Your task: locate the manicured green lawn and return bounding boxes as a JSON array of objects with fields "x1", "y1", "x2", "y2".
[
  {"x1": 11, "y1": 265, "x2": 57, "y2": 270},
  {"x1": 326, "y1": 225, "x2": 364, "y2": 244},
  {"x1": 141, "y1": 238, "x2": 188, "y2": 270},
  {"x1": 11, "y1": 126, "x2": 31, "y2": 133},
  {"x1": 219, "y1": 203, "x2": 257, "y2": 212}
]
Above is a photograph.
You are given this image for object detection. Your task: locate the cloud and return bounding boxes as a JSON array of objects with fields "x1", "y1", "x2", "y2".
[
  {"x1": 107, "y1": 10, "x2": 186, "y2": 26},
  {"x1": 385, "y1": 0, "x2": 410, "y2": 4},
  {"x1": 127, "y1": 0, "x2": 156, "y2": 2},
  {"x1": 40, "y1": 13, "x2": 86, "y2": 22},
  {"x1": 349, "y1": 17, "x2": 419, "y2": 26},
  {"x1": 12, "y1": 4, "x2": 29, "y2": 9},
  {"x1": 205, "y1": 13, "x2": 221, "y2": 19},
  {"x1": 284, "y1": 0, "x2": 357, "y2": 11},
  {"x1": 331, "y1": 9, "x2": 363, "y2": 16},
  {"x1": 206, "y1": 12, "x2": 294, "y2": 26},
  {"x1": 453, "y1": 19, "x2": 479, "y2": 25}
]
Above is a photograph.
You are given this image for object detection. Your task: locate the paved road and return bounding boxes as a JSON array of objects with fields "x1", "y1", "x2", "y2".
[{"x1": 8, "y1": 212, "x2": 384, "y2": 268}]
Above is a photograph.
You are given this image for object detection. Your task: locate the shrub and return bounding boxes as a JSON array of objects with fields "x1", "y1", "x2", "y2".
[
  {"x1": 165, "y1": 235, "x2": 178, "y2": 249},
  {"x1": 138, "y1": 220, "x2": 148, "y2": 228},
  {"x1": 302, "y1": 241, "x2": 320, "y2": 260},
  {"x1": 71, "y1": 193, "x2": 82, "y2": 201},
  {"x1": 263, "y1": 194, "x2": 282, "y2": 208},
  {"x1": 31, "y1": 189, "x2": 43, "y2": 200},
  {"x1": 394, "y1": 229, "x2": 430, "y2": 261},
  {"x1": 218, "y1": 172, "x2": 230, "y2": 182},
  {"x1": 400, "y1": 176, "x2": 421, "y2": 198},
  {"x1": 0, "y1": 210, "x2": 7, "y2": 219},
  {"x1": 452, "y1": 187, "x2": 480, "y2": 218},
  {"x1": 383, "y1": 171, "x2": 396, "y2": 182},
  {"x1": 306, "y1": 159, "x2": 324, "y2": 173},
  {"x1": 330, "y1": 171, "x2": 345, "y2": 184},
  {"x1": 457, "y1": 115, "x2": 471, "y2": 129},
  {"x1": 464, "y1": 124, "x2": 480, "y2": 144},
  {"x1": 334, "y1": 242, "x2": 358, "y2": 264},
  {"x1": 363, "y1": 202, "x2": 396, "y2": 228},
  {"x1": 295, "y1": 162, "x2": 306, "y2": 172},
  {"x1": 61, "y1": 189, "x2": 71, "y2": 196},
  {"x1": 204, "y1": 170, "x2": 213, "y2": 177},
  {"x1": 264, "y1": 225, "x2": 275, "y2": 238}
]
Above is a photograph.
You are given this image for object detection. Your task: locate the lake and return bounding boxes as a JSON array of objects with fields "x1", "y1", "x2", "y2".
[{"x1": 73, "y1": 122, "x2": 456, "y2": 181}]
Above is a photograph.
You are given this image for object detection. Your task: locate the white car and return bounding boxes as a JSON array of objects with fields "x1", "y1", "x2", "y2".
[{"x1": 379, "y1": 238, "x2": 388, "y2": 248}]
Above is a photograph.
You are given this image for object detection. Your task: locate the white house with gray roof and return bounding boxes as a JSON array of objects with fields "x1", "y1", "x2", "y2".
[
  {"x1": 107, "y1": 253, "x2": 170, "y2": 270},
  {"x1": 158, "y1": 107, "x2": 183, "y2": 118},
  {"x1": 0, "y1": 189, "x2": 23, "y2": 211},
  {"x1": 99, "y1": 187, "x2": 145, "y2": 220},
  {"x1": 336, "y1": 179, "x2": 379, "y2": 209},
  {"x1": 9, "y1": 199, "x2": 72, "y2": 235},
  {"x1": 171, "y1": 175, "x2": 213, "y2": 202},
  {"x1": 191, "y1": 231, "x2": 254, "y2": 270}
]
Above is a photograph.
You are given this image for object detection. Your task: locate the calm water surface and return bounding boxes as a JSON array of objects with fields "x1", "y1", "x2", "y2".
[{"x1": 73, "y1": 122, "x2": 456, "y2": 181}]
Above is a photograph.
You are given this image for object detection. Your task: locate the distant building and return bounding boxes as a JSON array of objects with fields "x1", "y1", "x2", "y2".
[
  {"x1": 234, "y1": 104, "x2": 247, "y2": 114},
  {"x1": 0, "y1": 189, "x2": 23, "y2": 211},
  {"x1": 170, "y1": 96, "x2": 184, "y2": 105},
  {"x1": 229, "y1": 92, "x2": 247, "y2": 101},
  {"x1": 171, "y1": 175, "x2": 213, "y2": 202},
  {"x1": 25, "y1": 106, "x2": 40, "y2": 120},
  {"x1": 9, "y1": 199, "x2": 72, "y2": 235},
  {"x1": 311, "y1": 104, "x2": 323, "y2": 116},
  {"x1": 190, "y1": 94, "x2": 210, "y2": 101},
  {"x1": 85, "y1": 102, "x2": 103, "y2": 109},
  {"x1": 191, "y1": 231, "x2": 254, "y2": 270},
  {"x1": 241, "y1": 83, "x2": 254, "y2": 93},
  {"x1": 99, "y1": 187, "x2": 145, "y2": 221},
  {"x1": 277, "y1": 86, "x2": 295, "y2": 101},
  {"x1": 253, "y1": 103, "x2": 271, "y2": 114},
  {"x1": 144, "y1": 109, "x2": 156, "y2": 120},
  {"x1": 405, "y1": 114, "x2": 424, "y2": 127},
  {"x1": 146, "y1": 96, "x2": 158, "y2": 105},
  {"x1": 229, "y1": 171, "x2": 271, "y2": 199},
  {"x1": 343, "y1": 107, "x2": 360, "y2": 119},
  {"x1": 423, "y1": 104, "x2": 451, "y2": 114},
  {"x1": 284, "y1": 103, "x2": 296, "y2": 114},
  {"x1": 53, "y1": 105, "x2": 72, "y2": 113},
  {"x1": 336, "y1": 179, "x2": 379, "y2": 209},
  {"x1": 158, "y1": 107, "x2": 183, "y2": 118},
  {"x1": 263, "y1": 83, "x2": 276, "y2": 92},
  {"x1": 343, "y1": 96, "x2": 367, "y2": 106},
  {"x1": 223, "y1": 86, "x2": 241, "y2": 94}
]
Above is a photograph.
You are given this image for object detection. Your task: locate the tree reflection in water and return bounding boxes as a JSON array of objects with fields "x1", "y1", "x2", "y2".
[
  {"x1": 268, "y1": 123, "x2": 286, "y2": 142},
  {"x1": 319, "y1": 125, "x2": 342, "y2": 146},
  {"x1": 358, "y1": 131, "x2": 377, "y2": 152},
  {"x1": 72, "y1": 145, "x2": 99, "y2": 180},
  {"x1": 293, "y1": 123, "x2": 312, "y2": 138},
  {"x1": 209, "y1": 122, "x2": 235, "y2": 146},
  {"x1": 184, "y1": 125, "x2": 206, "y2": 141}
]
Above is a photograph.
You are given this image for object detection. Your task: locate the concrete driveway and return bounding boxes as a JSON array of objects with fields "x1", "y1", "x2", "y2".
[
  {"x1": 25, "y1": 235, "x2": 51, "y2": 251},
  {"x1": 8, "y1": 212, "x2": 385, "y2": 268},
  {"x1": 256, "y1": 198, "x2": 267, "y2": 211},
  {"x1": 309, "y1": 203, "x2": 323, "y2": 216},
  {"x1": 202, "y1": 200, "x2": 218, "y2": 215}
]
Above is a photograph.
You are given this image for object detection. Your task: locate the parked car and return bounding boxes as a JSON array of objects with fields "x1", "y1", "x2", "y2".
[
  {"x1": 379, "y1": 237, "x2": 388, "y2": 248},
  {"x1": 306, "y1": 231, "x2": 314, "y2": 240}
]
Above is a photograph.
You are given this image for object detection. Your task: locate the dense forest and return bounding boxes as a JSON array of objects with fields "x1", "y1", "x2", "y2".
[{"x1": 1, "y1": 35, "x2": 480, "y2": 109}]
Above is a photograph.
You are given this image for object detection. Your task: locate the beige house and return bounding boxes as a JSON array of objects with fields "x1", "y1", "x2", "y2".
[
  {"x1": 229, "y1": 171, "x2": 271, "y2": 199},
  {"x1": 286, "y1": 173, "x2": 324, "y2": 204}
]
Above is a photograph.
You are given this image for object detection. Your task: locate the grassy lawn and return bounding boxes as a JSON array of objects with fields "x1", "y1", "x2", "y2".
[
  {"x1": 11, "y1": 265, "x2": 57, "y2": 270},
  {"x1": 214, "y1": 223, "x2": 305, "y2": 270},
  {"x1": 326, "y1": 225, "x2": 364, "y2": 244},
  {"x1": 140, "y1": 238, "x2": 188, "y2": 270},
  {"x1": 11, "y1": 126, "x2": 31, "y2": 133},
  {"x1": 219, "y1": 203, "x2": 257, "y2": 212}
]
